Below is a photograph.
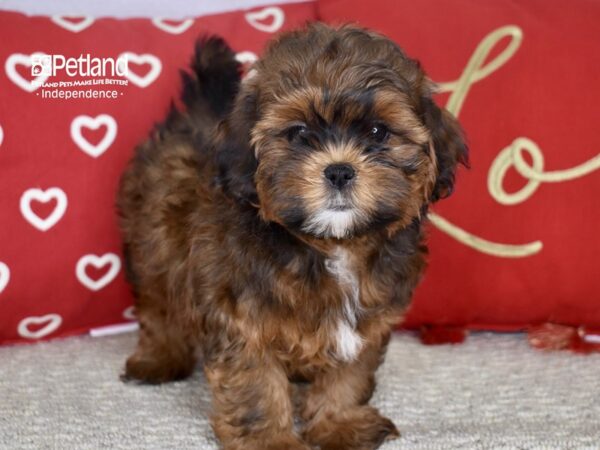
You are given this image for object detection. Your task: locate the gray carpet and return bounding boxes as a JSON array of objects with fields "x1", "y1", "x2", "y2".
[{"x1": 1, "y1": 332, "x2": 599, "y2": 450}]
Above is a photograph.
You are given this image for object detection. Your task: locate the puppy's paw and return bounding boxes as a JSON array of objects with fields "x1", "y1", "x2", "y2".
[
  {"x1": 264, "y1": 435, "x2": 314, "y2": 450},
  {"x1": 223, "y1": 433, "x2": 313, "y2": 450},
  {"x1": 121, "y1": 352, "x2": 194, "y2": 384},
  {"x1": 304, "y1": 406, "x2": 399, "y2": 450}
]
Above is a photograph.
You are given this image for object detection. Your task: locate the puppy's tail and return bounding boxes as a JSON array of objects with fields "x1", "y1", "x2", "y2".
[{"x1": 180, "y1": 36, "x2": 241, "y2": 119}]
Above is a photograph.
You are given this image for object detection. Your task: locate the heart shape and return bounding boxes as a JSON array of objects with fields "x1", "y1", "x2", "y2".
[
  {"x1": 51, "y1": 15, "x2": 94, "y2": 33},
  {"x1": 20, "y1": 187, "x2": 68, "y2": 232},
  {"x1": 0, "y1": 262, "x2": 10, "y2": 294},
  {"x1": 236, "y1": 52, "x2": 258, "y2": 79},
  {"x1": 245, "y1": 7, "x2": 285, "y2": 33},
  {"x1": 123, "y1": 305, "x2": 136, "y2": 320},
  {"x1": 76, "y1": 253, "x2": 121, "y2": 291},
  {"x1": 151, "y1": 18, "x2": 194, "y2": 34},
  {"x1": 18, "y1": 314, "x2": 62, "y2": 339},
  {"x1": 5, "y1": 52, "x2": 50, "y2": 93},
  {"x1": 235, "y1": 51, "x2": 258, "y2": 65},
  {"x1": 70, "y1": 114, "x2": 117, "y2": 158},
  {"x1": 117, "y1": 52, "x2": 162, "y2": 88}
]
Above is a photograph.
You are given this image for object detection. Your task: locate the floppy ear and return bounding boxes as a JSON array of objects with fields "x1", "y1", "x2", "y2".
[
  {"x1": 420, "y1": 97, "x2": 469, "y2": 202},
  {"x1": 214, "y1": 86, "x2": 260, "y2": 206}
]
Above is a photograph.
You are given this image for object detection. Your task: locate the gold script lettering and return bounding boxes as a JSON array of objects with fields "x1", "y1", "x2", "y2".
[
  {"x1": 429, "y1": 25, "x2": 600, "y2": 258},
  {"x1": 489, "y1": 137, "x2": 600, "y2": 205}
]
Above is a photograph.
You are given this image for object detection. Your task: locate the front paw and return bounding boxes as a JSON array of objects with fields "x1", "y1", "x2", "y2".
[
  {"x1": 264, "y1": 435, "x2": 314, "y2": 450},
  {"x1": 222, "y1": 433, "x2": 314, "y2": 450},
  {"x1": 304, "y1": 406, "x2": 399, "y2": 450},
  {"x1": 121, "y1": 352, "x2": 194, "y2": 384}
]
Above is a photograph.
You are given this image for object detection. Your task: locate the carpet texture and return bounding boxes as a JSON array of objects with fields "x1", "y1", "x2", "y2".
[{"x1": 1, "y1": 332, "x2": 599, "y2": 449}]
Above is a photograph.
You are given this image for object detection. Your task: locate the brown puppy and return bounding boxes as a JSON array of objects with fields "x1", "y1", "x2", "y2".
[{"x1": 117, "y1": 23, "x2": 468, "y2": 450}]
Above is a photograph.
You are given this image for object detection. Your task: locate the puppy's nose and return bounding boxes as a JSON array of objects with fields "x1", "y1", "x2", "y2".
[{"x1": 324, "y1": 163, "x2": 355, "y2": 189}]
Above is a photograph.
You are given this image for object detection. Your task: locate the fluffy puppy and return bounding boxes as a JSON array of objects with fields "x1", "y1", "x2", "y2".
[{"x1": 117, "y1": 23, "x2": 468, "y2": 450}]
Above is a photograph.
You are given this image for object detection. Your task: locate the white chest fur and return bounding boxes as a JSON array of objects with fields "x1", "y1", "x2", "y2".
[{"x1": 325, "y1": 247, "x2": 363, "y2": 362}]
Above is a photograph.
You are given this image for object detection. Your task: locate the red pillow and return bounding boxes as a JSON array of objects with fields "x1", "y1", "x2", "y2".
[
  {"x1": 0, "y1": 3, "x2": 317, "y2": 344},
  {"x1": 318, "y1": 0, "x2": 600, "y2": 334}
]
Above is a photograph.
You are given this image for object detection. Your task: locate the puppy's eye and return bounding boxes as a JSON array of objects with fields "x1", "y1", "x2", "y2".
[
  {"x1": 370, "y1": 123, "x2": 389, "y2": 143},
  {"x1": 286, "y1": 125, "x2": 309, "y2": 144}
]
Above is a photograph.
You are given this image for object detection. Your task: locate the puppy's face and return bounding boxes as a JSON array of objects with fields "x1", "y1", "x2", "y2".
[
  {"x1": 223, "y1": 24, "x2": 467, "y2": 239},
  {"x1": 252, "y1": 85, "x2": 435, "y2": 239}
]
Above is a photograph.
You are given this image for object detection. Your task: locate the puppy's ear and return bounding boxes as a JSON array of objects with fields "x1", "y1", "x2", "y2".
[
  {"x1": 420, "y1": 97, "x2": 469, "y2": 202},
  {"x1": 214, "y1": 86, "x2": 260, "y2": 206}
]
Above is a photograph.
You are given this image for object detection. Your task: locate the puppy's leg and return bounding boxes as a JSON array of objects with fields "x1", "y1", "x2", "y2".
[
  {"x1": 205, "y1": 350, "x2": 311, "y2": 450},
  {"x1": 123, "y1": 303, "x2": 197, "y2": 384},
  {"x1": 301, "y1": 341, "x2": 399, "y2": 450}
]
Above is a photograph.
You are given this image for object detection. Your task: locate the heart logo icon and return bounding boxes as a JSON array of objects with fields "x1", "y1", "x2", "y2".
[
  {"x1": 245, "y1": 7, "x2": 285, "y2": 33},
  {"x1": 20, "y1": 187, "x2": 68, "y2": 232},
  {"x1": 70, "y1": 114, "x2": 117, "y2": 158},
  {"x1": 117, "y1": 52, "x2": 162, "y2": 88},
  {"x1": 151, "y1": 18, "x2": 194, "y2": 34},
  {"x1": 51, "y1": 15, "x2": 94, "y2": 33},
  {"x1": 0, "y1": 262, "x2": 10, "y2": 294},
  {"x1": 5, "y1": 52, "x2": 50, "y2": 92},
  {"x1": 76, "y1": 253, "x2": 121, "y2": 291},
  {"x1": 18, "y1": 314, "x2": 62, "y2": 339}
]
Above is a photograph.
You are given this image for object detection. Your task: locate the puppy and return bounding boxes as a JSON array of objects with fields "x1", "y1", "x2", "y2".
[{"x1": 117, "y1": 23, "x2": 468, "y2": 450}]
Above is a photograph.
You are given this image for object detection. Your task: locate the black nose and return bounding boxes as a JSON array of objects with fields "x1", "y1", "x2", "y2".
[{"x1": 324, "y1": 163, "x2": 355, "y2": 189}]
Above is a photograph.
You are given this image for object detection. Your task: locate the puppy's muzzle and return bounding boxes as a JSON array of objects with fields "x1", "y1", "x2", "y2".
[{"x1": 324, "y1": 163, "x2": 355, "y2": 190}]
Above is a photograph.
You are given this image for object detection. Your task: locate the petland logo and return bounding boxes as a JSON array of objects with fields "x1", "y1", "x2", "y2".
[
  {"x1": 31, "y1": 54, "x2": 128, "y2": 77},
  {"x1": 29, "y1": 53, "x2": 130, "y2": 100}
]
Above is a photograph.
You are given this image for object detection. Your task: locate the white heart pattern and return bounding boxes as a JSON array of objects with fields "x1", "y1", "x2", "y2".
[
  {"x1": 236, "y1": 52, "x2": 258, "y2": 80},
  {"x1": 151, "y1": 18, "x2": 194, "y2": 34},
  {"x1": 236, "y1": 51, "x2": 258, "y2": 65},
  {"x1": 5, "y1": 52, "x2": 50, "y2": 93},
  {"x1": 70, "y1": 114, "x2": 117, "y2": 158},
  {"x1": 118, "y1": 52, "x2": 162, "y2": 88},
  {"x1": 76, "y1": 253, "x2": 121, "y2": 291},
  {"x1": 245, "y1": 7, "x2": 285, "y2": 33},
  {"x1": 123, "y1": 305, "x2": 136, "y2": 320},
  {"x1": 51, "y1": 15, "x2": 94, "y2": 33},
  {"x1": 20, "y1": 187, "x2": 68, "y2": 232},
  {"x1": 0, "y1": 262, "x2": 10, "y2": 294},
  {"x1": 18, "y1": 314, "x2": 63, "y2": 339}
]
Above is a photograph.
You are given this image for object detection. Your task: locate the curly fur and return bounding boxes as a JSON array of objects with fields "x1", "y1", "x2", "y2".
[{"x1": 117, "y1": 25, "x2": 468, "y2": 450}]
